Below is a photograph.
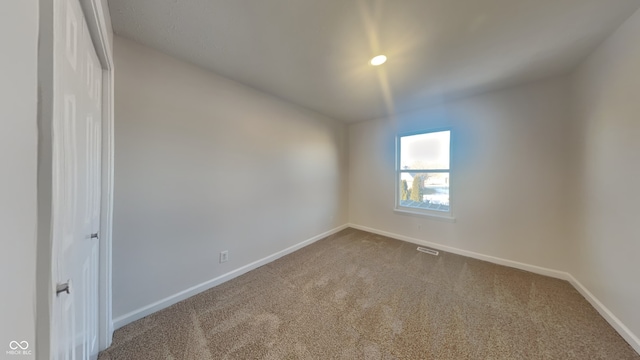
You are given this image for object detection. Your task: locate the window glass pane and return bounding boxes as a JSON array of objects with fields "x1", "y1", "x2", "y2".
[
  {"x1": 398, "y1": 172, "x2": 450, "y2": 212},
  {"x1": 400, "y1": 131, "x2": 450, "y2": 170}
]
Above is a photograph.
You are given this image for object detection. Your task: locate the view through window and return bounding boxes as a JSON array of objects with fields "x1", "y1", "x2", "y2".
[{"x1": 397, "y1": 130, "x2": 451, "y2": 214}]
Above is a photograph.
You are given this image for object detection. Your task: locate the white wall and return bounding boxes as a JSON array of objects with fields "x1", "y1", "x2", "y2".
[
  {"x1": 0, "y1": 1, "x2": 38, "y2": 358},
  {"x1": 349, "y1": 76, "x2": 573, "y2": 272},
  {"x1": 112, "y1": 37, "x2": 348, "y2": 320},
  {"x1": 570, "y1": 7, "x2": 640, "y2": 344}
]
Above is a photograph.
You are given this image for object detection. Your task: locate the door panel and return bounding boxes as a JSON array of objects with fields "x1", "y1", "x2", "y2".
[{"x1": 52, "y1": 0, "x2": 103, "y2": 358}]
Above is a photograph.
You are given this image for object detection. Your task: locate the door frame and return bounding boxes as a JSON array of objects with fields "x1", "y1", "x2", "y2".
[{"x1": 77, "y1": 0, "x2": 115, "y2": 351}]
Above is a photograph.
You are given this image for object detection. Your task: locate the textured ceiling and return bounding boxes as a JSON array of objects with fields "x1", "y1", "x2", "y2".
[{"x1": 108, "y1": 0, "x2": 640, "y2": 122}]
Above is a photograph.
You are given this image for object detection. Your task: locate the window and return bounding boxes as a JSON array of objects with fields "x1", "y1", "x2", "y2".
[{"x1": 396, "y1": 129, "x2": 452, "y2": 217}]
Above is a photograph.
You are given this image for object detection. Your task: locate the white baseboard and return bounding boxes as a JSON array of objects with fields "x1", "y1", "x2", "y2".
[
  {"x1": 566, "y1": 274, "x2": 640, "y2": 354},
  {"x1": 348, "y1": 223, "x2": 640, "y2": 355},
  {"x1": 112, "y1": 224, "x2": 349, "y2": 329},
  {"x1": 348, "y1": 223, "x2": 571, "y2": 280}
]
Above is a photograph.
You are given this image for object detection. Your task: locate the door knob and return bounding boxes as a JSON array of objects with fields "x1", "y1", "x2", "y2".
[
  {"x1": 91, "y1": 233, "x2": 99, "y2": 240},
  {"x1": 56, "y1": 281, "x2": 71, "y2": 296}
]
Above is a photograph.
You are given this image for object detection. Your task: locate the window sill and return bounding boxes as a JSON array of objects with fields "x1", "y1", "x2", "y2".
[{"x1": 393, "y1": 208, "x2": 457, "y2": 223}]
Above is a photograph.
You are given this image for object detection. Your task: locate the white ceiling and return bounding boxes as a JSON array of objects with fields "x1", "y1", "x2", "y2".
[{"x1": 108, "y1": 0, "x2": 640, "y2": 122}]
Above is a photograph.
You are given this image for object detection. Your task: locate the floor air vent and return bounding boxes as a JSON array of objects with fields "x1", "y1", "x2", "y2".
[{"x1": 417, "y1": 247, "x2": 439, "y2": 256}]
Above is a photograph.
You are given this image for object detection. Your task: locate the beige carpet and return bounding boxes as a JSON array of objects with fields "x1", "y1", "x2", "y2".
[{"x1": 99, "y1": 228, "x2": 639, "y2": 359}]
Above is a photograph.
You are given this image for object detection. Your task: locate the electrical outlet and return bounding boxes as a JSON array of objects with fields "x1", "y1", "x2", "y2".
[{"x1": 220, "y1": 250, "x2": 229, "y2": 263}]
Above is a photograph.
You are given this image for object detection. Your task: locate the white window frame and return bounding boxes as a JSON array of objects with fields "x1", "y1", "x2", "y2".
[{"x1": 394, "y1": 128, "x2": 455, "y2": 222}]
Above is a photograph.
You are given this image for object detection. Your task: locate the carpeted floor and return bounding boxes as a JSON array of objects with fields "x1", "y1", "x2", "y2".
[{"x1": 99, "y1": 228, "x2": 640, "y2": 359}]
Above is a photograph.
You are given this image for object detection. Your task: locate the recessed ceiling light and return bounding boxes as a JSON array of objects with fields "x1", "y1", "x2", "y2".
[{"x1": 370, "y1": 55, "x2": 387, "y2": 66}]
